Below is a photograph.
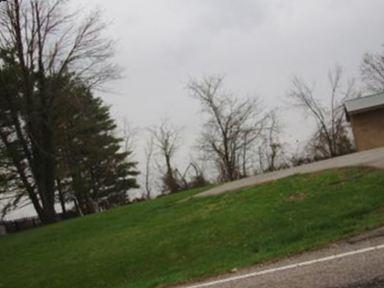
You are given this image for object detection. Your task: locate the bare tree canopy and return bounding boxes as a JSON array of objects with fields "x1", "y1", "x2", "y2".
[
  {"x1": 288, "y1": 65, "x2": 357, "y2": 159},
  {"x1": 0, "y1": 0, "x2": 119, "y2": 86},
  {"x1": 361, "y1": 47, "x2": 384, "y2": 93},
  {"x1": 150, "y1": 119, "x2": 182, "y2": 193},
  {"x1": 258, "y1": 111, "x2": 287, "y2": 172},
  {"x1": 189, "y1": 76, "x2": 269, "y2": 182}
]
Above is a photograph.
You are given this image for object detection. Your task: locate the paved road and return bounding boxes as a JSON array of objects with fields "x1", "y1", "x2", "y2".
[
  {"x1": 174, "y1": 227, "x2": 384, "y2": 288},
  {"x1": 197, "y1": 147, "x2": 384, "y2": 197}
]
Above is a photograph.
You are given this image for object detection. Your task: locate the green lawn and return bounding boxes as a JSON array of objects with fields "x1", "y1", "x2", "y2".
[{"x1": 1, "y1": 167, "x2": 384, "y2": 288}]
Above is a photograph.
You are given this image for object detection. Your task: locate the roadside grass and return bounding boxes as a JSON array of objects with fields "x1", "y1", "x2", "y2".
[{"x1": 1, "y1": 167, "x2": 384, "y2": 288}]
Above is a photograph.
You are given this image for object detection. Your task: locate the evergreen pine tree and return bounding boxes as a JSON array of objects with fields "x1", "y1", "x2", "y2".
[{"x1": 55, "y1": 80, "x2": 139, "y2": 215}]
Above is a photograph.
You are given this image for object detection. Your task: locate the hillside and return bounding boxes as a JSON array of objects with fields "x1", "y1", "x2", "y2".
[{"x1": 1, "y1": 167, "x2": 384, "y2": 288}]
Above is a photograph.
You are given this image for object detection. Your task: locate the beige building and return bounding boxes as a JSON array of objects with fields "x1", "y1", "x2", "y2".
[{"x1": 345, "y1": 93, "x2": 384, "y2": 151}]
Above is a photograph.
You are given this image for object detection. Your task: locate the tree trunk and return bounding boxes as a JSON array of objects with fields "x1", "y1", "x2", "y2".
[{"x1": 56, "y1": 179, "x2": 67, "y2": 216}]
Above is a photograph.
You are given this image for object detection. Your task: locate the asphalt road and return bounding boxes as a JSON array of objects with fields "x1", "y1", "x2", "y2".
[
  {"x1": 197, "y1": 147, "x2": 384, "y2": 197},
  {"x1": 174, "y1": 227, "x2": 384, "y2": 288},
  {"x1": 342, "y1": 278, "x2": 384, "y2": 288}
]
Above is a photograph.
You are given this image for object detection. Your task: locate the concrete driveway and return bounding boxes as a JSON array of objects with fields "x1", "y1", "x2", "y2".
[{"x1": 197, "y1": 147, "x2": 384, "y2": 197}]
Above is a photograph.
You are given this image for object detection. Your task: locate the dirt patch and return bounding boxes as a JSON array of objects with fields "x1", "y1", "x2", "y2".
[
  {"x1": 376, "y1": 205, "x2": 384, "y2": 214},
  {"x1": 286, "y1": 192, "x2": 307, "y2": 202},
  {"x1": 328, "y1": 178, "x2": 348, "y2": 186}
]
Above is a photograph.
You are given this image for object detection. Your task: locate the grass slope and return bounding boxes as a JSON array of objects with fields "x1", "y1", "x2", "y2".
[{"x1": 1, "y1": 167, "x2": 384, "y2": 288}]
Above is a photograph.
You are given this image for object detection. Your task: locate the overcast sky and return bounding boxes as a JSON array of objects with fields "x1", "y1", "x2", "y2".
[
  {"x1": 77, "y1": 0, "x2": 384, "y2": 143},
  {"x1": 5, "y1": 0, "x2": 384, "y2": 219}
]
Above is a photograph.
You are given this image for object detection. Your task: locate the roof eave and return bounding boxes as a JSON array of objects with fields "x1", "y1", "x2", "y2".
[{"x1": 345, "y1": 104, "x2": 384, "y2": 118}]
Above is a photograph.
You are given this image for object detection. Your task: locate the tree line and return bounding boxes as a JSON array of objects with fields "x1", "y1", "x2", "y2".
[
  {"x1": 0, "y1": 0, "x2": 138, "y2": 223},
  {"x1": 1, "y1": 0, "x2": 384, "y2": 223},
  {"x1": 142, "y1": 54, "x2": 384, "y2": 195}
]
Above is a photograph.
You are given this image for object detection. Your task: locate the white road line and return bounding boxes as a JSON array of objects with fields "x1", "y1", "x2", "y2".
[{"x1": 183, "y1": 243, "x2": 384, "y2": 288}]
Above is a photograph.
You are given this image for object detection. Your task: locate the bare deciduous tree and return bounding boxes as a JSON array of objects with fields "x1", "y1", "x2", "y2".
[
  {"x1": 189, "y1": 76, "x2": 268, "y2": 182},
  {"x1": 288, "y1": 65, "x2": 356, "y2": 160},
  {"x1": 180, "y1": 160, "x2": 208, "y2": 189},
  {"x1": 150, "y1": 120, "x2": 182, "y2": 193},
  {"x1": 143, "y1": 132, "x2": 155, "y2": 198},
  {"x1": 258, "y1": 111, "x2": 286, "y2": 172},
  {"x1": 121, "y1": 119, "x2": 139, "y2": 158},
  {"x1": 361, "y1": 47, "x2": 384, "y2": 93}
]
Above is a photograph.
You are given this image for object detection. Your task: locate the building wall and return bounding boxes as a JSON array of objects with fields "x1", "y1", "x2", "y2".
[{"x1": 350, "y1": 108, "x2": 384, "y2": 151}]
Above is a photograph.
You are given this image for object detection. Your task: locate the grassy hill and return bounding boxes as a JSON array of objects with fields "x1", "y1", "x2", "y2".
[{"x1": 1, "y1": 167, "x2": 384, "y2": 288}]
